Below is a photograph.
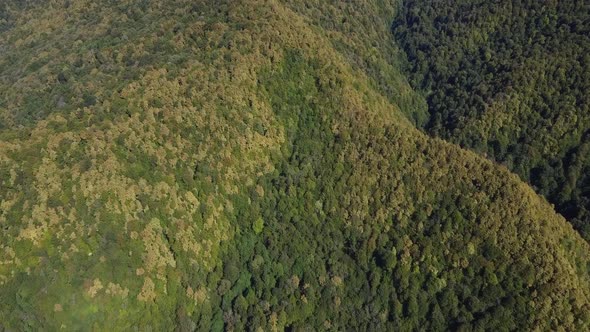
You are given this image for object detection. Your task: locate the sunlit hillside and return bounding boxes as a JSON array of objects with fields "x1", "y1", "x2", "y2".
[{"x1": 1, "y1": 0, "x2": 589, "y2": 330}]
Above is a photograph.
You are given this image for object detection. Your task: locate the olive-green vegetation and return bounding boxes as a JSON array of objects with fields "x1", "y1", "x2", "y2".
[
  {"x1": 1, "y1": 0, "x2": 590, "y2": 330},
  {"x1": 393, "y1": 0, "x2": 590, "y2": 240}
]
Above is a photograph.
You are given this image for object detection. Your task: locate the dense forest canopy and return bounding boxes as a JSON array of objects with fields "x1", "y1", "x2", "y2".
[
  {"x1": 393, "y1": 0, "x2": 590, "y2": 240},
  {"x1": 0, "y1": 0, "x2": 590, "y2": 330}
]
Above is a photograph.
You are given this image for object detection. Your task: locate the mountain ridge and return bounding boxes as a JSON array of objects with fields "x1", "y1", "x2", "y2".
[{"x1": 1, "y1": 0, "x2": 590, "y2": 330}]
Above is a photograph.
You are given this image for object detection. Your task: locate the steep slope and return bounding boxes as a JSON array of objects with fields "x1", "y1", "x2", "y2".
[
  {"x1": 393, "y1": 0, "x2": 590, "y2": 239},
  {"x1": 1, "y1": 0, "x2": 590, "y2": 330}
]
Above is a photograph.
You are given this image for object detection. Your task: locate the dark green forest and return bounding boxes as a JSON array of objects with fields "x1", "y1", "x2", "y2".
[
  {"x1": 393, "y1": 0, "x2": 590, "y2": 239},
  {"x1": 1, "y1": 0, "x2": 590, "y2": 330}
]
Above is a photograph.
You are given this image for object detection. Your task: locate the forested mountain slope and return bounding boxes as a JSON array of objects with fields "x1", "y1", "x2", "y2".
[
  {"x1": 1, "y1": 0, "x2": 590, "y2": 330},
  {"x1": 393, "y1": 0, "x2": 590, "y2": 240}
]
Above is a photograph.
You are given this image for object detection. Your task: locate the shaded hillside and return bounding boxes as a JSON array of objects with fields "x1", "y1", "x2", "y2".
[
  {"x1": 393, "y1": 0, "x2": 590, "y2": 239},
  {"x1": 1, "y1": 0, "x2": 590, "y2": 330}
]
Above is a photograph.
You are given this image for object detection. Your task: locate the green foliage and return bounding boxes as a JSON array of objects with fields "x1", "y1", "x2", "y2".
[
  {"x1": 393, "y1": 0, "x2": 590, "y2": 240},
  {"x1": 252, "y1": 217, "x2": 264, "y2": 235},
  {"x1": 1, "y1": 0, "x2": 590, "y2": 331}
]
